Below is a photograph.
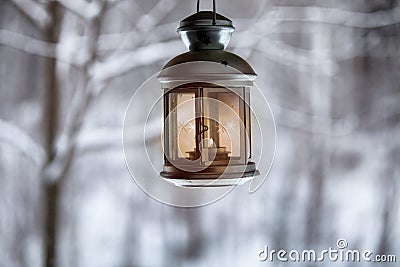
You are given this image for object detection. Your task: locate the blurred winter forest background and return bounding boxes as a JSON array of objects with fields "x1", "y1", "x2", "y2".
[{"x1": 0, "y1": 0, "x2": 399, "y2": 266}]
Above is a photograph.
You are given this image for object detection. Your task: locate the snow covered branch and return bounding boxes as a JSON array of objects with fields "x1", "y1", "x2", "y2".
[
  {"x1": 270, "y1": 6, "x2": 400, "y2": 28},
  {"x1": 58, "y1": 0, "x2": 103, "y2": 20},
  {"x1": 75, "y1": 125, "x2": 158, "y2": 155},
  {"x1": 136, "y1": 0, "x2": 178, "y2": 30},
  {"x1": 90, "y1": 39, "x2": 184, "y2": 83},
  {"x1": 0, "y1": 29, "x2": 55, "y2": 58},
  {"x1": 41, "y1": 2, "x2": 109, "y2": 185},
  {"x1": 98, "y1": 0, "x2": 178, "y2": 68},
  {"x1": 0, "y1": 120, "x2": 46, "y2": 166},
  {"x1": 97, "y1": 22, "x2": 177, "y2": 51},
  {"x1": 11, "y1": 0, "x2": 52, "y2": 29},
  {"x1": 271, "y1": 90, "x2": 400, "y2": 136}
]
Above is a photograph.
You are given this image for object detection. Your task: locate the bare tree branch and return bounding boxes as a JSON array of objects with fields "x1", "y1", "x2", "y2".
[{"x1": 0, "y1": 120, "x2": 46, "y2": 166}]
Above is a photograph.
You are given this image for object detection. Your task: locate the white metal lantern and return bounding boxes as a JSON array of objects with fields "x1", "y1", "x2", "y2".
[{"x1": 159, "y1": 0, "x2": 259, "y2": 187}]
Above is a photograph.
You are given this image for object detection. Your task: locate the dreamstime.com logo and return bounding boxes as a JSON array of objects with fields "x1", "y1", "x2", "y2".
[{"x1": 258, "y1": 239, "x2": 397, "y2": 263}]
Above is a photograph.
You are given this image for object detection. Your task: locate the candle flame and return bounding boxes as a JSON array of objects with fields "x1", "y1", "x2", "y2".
[{"x1": 208, "y1": 138, "x2": 215, "y2": 148}]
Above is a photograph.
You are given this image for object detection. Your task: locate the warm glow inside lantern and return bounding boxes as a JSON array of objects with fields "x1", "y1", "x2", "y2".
[{"x1": 159, "y1": 0, "x2": 259, "y2": 187}]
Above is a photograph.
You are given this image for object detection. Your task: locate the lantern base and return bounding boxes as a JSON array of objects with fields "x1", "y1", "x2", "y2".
[{"x1": 160, "y1": 162, "x2": 259, "y2": 187}]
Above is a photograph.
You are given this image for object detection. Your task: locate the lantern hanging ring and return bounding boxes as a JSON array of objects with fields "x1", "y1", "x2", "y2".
[{"x1": 197, "y1": 0, "x2": 217, "y2": 25}]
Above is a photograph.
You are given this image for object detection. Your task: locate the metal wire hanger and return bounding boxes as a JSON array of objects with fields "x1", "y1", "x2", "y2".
[{"x1": 197, "y1": 0, "x2": 217, "y2": 25}]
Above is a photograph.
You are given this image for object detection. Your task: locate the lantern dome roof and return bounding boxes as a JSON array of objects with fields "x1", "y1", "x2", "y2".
[{"x1": 160, "y1": 50, "x2": 257, "y2": 76}]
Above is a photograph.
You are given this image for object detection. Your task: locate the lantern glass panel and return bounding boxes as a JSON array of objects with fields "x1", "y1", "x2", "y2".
[
  {"x1": 165, "y1": 92, "x2": 196, "y2": 161},
  {"x1": 202, "y1": 88, "x2": 243, "y2": 160}
]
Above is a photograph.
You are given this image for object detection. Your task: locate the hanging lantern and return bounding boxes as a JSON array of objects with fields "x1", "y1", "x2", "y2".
[{"x1": 159, "y1": 0, "x2": 259, "y2": 187}]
